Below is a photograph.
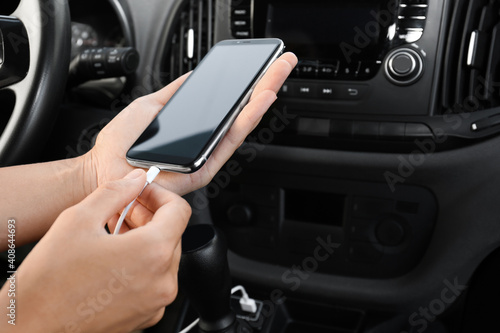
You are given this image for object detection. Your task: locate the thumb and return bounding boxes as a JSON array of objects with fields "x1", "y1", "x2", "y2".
[
  {"x1": 96, "y1": 73, "x2": 189, "y2": 156},
  {"x1": 77, "y1": 169, "x2": 147, "y2": 229}
]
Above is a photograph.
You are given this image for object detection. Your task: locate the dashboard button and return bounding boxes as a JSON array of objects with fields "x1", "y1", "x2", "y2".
[
  {"x1": 385, "y1": 48, "x2": 424, "y2": 85},
  {"x1": 391, "y1": 53, "x2": 415, "y2": 75},
  {"x1": 403, "y1": 0, "x2": 428, "y2": 4},
  {"x1": 232, "y1": 7, "x2": 250, "y2": 16},
  {"x1": 278, "y1": 82, "x2": 293, "y2": 97},
  {"x1": 317, "y1": 84, "x2": 335, "y2": 99},
  {"x1": 298, "y1": 64, "x2": 317, "y2": 78},
  {"x1": 232, "y1": 19, "x2": 250, "y2": 31},
  {"x1": 336, "y1": 84, "x2": 368, "y2": 100},
  {"x1": 357, "y1": 62, "x2": 378, "y2": 78},
  {"x1": 398, "y1": 18, "x2": 426, "y2": 30},
  {"x1": 234, "y1": 30, "x2": 250, "y2": 38},
  {"x1": 399, "y1": 6, "x2": 427, "y2": 17},
  {"x1": 296, "y1": 83, "x2": 317, "y2": 98},
  {"x1": 318, "y1": 64, "x2": 335, "y2": 78}
]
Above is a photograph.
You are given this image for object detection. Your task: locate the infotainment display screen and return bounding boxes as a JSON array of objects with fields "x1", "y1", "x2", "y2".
[{"x1": 254, "y1": 0, "x2": 396, "y2": 64}]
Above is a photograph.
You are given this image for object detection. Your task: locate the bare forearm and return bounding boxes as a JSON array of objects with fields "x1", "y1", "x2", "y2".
[{"x1": 0, "y1": 156, "x2": 89, "y2": 250}]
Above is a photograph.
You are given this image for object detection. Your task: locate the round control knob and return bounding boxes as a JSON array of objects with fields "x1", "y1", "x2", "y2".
[
  {"x1": 385, "y1": 48, "x2": 424, "y2": 85},
  {"x1": 375, "y1": 218, "x2": 405, "y2": 247},
  {"x1": 392, "y1": 53, "x2": 415, "y2": 75}
]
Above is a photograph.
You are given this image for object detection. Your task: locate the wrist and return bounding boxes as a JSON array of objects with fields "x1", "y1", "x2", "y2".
[{"x1": 80, "y1": 151, "x2": 99, "y2": 198}]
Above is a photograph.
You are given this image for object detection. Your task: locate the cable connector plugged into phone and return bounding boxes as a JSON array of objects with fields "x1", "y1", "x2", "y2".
[{"x1": 113, "y1": 166, "x2": 161, "y2": 235}]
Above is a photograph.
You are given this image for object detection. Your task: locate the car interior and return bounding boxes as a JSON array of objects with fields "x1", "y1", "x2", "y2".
[{"x1": 2, "y1": 0, "x2": 500, "y2": 332}]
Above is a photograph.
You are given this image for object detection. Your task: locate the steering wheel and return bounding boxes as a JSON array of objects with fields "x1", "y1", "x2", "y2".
[{"x1": 0, "y1": 0, "x2": 70, "y2": 166}]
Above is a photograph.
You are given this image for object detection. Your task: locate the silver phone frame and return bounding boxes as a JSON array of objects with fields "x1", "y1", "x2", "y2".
[{"x1": 127, "y1": 38, "x2": 285, "y2": 173}]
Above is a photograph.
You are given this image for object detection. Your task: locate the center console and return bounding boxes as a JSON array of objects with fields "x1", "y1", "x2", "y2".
[
  {"x1": 230, "y1": 0, "x2": 438, "y2": 123},
  {"x1": 155, "y1": 0, "x2": 491, "y2": 331},
  {"x1": 199, "y1": 0, "x2": 444, "y2": 279}
]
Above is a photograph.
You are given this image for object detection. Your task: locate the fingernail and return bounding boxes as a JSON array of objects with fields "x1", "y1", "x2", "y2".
[{"x1": 125, "y1": 169, "x2": 144, "y2": 180}]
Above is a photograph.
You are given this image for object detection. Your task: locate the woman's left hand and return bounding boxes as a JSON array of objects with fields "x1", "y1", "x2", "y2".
[{"x1": 83, "y1": 52, "x2": 298, "y2": 196}]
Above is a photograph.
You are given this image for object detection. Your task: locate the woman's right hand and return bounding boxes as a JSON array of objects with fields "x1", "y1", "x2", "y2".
[{"x1": 0, "y1": 169, "x2": 191, "y2": 332}]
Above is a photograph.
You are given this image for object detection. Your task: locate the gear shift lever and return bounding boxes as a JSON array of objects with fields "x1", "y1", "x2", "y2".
[{"x1": 179, "y1": 224, "x2": 236, "y2": 332}]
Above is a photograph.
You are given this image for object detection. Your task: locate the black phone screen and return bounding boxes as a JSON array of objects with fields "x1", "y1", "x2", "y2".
[{"x1": 127, "y1": 39, "x2": 282, "y2": 167}]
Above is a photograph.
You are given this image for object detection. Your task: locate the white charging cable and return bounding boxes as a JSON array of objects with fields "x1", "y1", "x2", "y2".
[
  {"x1": 231, "y1": 285, "x2": 257, "y2": 313},
  {"x1": 113, "y1": 166, "x2": 161, "y2": 235},
  {"x1": 178, "y1": 285, "x2": 257, "y2": 333},
  {"x1": 178, "y1": 318, "x2": 200, "y2": 333}
]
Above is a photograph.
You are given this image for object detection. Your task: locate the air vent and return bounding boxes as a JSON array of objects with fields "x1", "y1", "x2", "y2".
[
  {"x1": 165, "y1": 0, "x2": 215, "y2": 82},
  {"x1": 443, "y1": 0, "x2": 500, "y2": 113}
]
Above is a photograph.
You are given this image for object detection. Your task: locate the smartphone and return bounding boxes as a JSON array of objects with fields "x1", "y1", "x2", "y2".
[{"x1": 126, "y1": 38, "x2": 285, "y2": 173}]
